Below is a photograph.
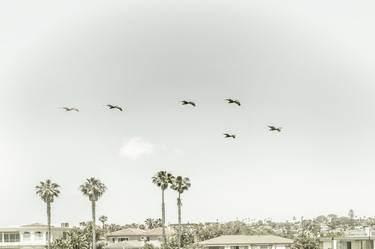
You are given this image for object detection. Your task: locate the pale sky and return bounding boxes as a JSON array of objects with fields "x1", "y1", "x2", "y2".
[{"x1": 1, "y1": 0, "x2": 375, "y2": 227}]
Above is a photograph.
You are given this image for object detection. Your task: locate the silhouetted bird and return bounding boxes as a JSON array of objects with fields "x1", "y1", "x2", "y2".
[
  {"x1": 223, "y1": 133, "x2": 236, "y2": 139},
  {"x1": 268, "y1": 126, "x2": 282, "y2": 132},
  {"x1": 106, "y1": 104, "x2": 123, "y2": 111},
  {"x1": 62, "y1": 107, "x2": 79, "y2": 112},
  {"x1": 225, "y1": 99, "x2": 241, "y2": 106},
  {"x1": 181, "y1": 101, "x2": 196, "y2": 107}
]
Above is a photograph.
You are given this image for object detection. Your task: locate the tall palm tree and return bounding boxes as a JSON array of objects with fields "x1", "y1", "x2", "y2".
[
  {"x1": 35, "y1": 179, "x2": 60, "y2": 249},
  {"x1": 171, "y1": 176, "x2": 191, "y2": 249},
  {"x1": 80, "y1": 177, "x2": 106, "y2": 249},
  {"x1": 99, "y1": 215, "x2": 108, "y2": 230},
  {"x1": 152, "y1": 171, "x2": 174, "y2": 244}
]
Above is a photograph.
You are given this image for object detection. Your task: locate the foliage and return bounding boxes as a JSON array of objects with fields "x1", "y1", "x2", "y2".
[
  {"x1": 144, "y1": 243, "x2": 156, "y2": 249},
  {"x1": 171, "y1": 177, "x2": 191, "y2": 195},
  {"x1": 291, "y1": 220, "x2": 320, "y2": 249},
  {"x1": 35, "y1": 180, "x2": 60, "y2": 203},
  {"x1": 152, "y1": 171, "x2": 175, "y2": 191},
  {"x1": 52, "y1": 228, "x2": 91, "y2": 249},
  {"x1": 145, "y1": 218, "x2": 163, "y2": 229},
  {"x1": 80, "y1": 178, "x2": 106, "y2": 201}
]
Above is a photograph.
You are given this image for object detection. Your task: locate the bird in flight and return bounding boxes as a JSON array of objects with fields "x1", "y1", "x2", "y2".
[
  {"x1": 223, "y1": 133, "x2": 236, "y2": 139},
  {"x1": 106, "y1": 104, "x2": 123, "y2": 111},
  {"x1": 181, "y1": 101, "x2": 196, "y2": 107},
  {"x1": 62, "y1": 107, "x2": 79, "y2": 112},
  {"x1": 225, "y1": 99, "x2": 241, "y2": 106},
  {"x1": 268, "y1": 126, "x2": 282, "y2": 132}
]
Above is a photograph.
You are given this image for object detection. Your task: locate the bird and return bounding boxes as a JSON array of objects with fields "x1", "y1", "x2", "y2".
[
  {"x1": 62, "y1": 107, "x2": 79, "y2": 112},
  {"x1": 106, "y1": 104, "x2": 123, "y2": 111},
  {"x1": 181, "y1": 101, "x2": 196, "y2": 107},
  {"x1": 268, "y1": 126, "x2": 282, "y2": 132},
  {"x1": 225, "y1": 99, "x2": 241, "y2": 106},
  {"x1": 223, "y1": 133, "x2": 236, "y2": 139}
]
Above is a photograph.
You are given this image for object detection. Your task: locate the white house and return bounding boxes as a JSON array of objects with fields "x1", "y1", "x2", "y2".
[
  {"x1": 199, "y1": 235, "x2": 293, "y2": 249},
  {"x1": 320, "y1": 228, "x2": 375, "y2": 249},
  {"x1": 0, "y1": 223, "x2": 68, "y2": 249},
  {"x1": 105, "y1": 227, "x2": 174, "y2": 249}
]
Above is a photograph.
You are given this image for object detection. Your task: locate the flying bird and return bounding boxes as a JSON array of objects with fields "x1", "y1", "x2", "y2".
[
  {"x1": 106, "y1": 104, "x2": 123, "y2": 111},
  {"x1": 62, "y1": 107, "x2": 79, "y2": 112},
  {"x1": 223, "y1": 133, "x2": 236, "y2": 139},
  {"x1": 225, "y1": 99, "x2": 241, "y2": 106},
  {"x1": 181, "y1": 101, "x2": 196, "y2": 107},
  {"x1": 268, "y1": 126, "x2": 282, "y2": 132}
]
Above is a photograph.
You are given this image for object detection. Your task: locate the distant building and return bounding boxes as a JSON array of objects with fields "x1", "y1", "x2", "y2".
[
  {"x1": 105, "y1": 227, "x2": 174, "y2": 249},
  {"x1": 320, "y1": 227, "x2": 375, "y2": 249},
  {"x1": 0, "y1": 223, "x2": 68, "y2": 249},
  {"x1": 199, "y1": 235, "x2": 293, "y2": 249}
]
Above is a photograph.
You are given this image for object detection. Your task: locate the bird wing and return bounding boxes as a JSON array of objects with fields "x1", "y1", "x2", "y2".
[
  {"x1": 191, "y1": 102, "x2": 196, "y2": 106},
  {"x1": 268, "y1": 126, "x2": 275, "y2": 129},
  {"x1": 117, "y1": 107, "x2": 123, "y2": 111}
]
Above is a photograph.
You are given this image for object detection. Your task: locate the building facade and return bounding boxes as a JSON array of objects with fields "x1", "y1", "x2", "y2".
[
  {"x1": 105, "y1": 227, "x2": 173, "y2": 249},
  {"x1": 0, "y1": 223, "x2": 67, "y2": 249},
  {"x1": 320, "y1": 228, "x2": 375, "y2": 249},
  {"x1": 199, "y1": 235, "x2": 293, "y2": 249}
]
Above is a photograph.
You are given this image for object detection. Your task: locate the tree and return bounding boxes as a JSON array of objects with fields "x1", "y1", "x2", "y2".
[
  {"x1": 145, "y1": 218, "x2": 162, "y2": 229},
  {"x1": 35, "y1": 179, "x2": 60, "y2": 249},
  {"x1": 99, "y1": 216, "x2": 108, "y2": 231},
  {"x1": 292, "y1": 220, "x2": 319, "y2": 249},
  {"x1": 171, "y1": 176, "x2": 191, "y2": 249},
  {"x1": 80, "y1": 177, "x2": 107, "y2": 249},
  {"x1": 152, "y1": 171, "x2": 174, "y2": 244},
  {"x1": 52, "y1": 228, "x2": 91, "y2": 249}
]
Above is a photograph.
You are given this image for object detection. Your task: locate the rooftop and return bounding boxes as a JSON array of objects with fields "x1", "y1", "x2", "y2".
[
  {"x1": 106, "y1": 227, "x2": 174, "y2": 237},
  {"x1": 199, "y1": 235, "x2": 294, "y2": 245}
]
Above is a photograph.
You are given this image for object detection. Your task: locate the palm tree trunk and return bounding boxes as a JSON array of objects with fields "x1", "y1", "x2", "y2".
[
  {"x1": 47, "y1": 202, "x2": 51, "y2": 249},
  {"x1": 177, "y1": 193, "x2": 182, "y2": 249},
  {"x1": 162, "y1": 189, "x2": 166, "y2": 245},
  {"x1": 92, "y1": 200, "x2": 96, "y2": 249}
]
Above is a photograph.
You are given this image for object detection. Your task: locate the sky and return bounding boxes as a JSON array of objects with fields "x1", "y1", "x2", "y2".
[{"x1": 1, "y1": 0, "x2": 375, "y2": 227}]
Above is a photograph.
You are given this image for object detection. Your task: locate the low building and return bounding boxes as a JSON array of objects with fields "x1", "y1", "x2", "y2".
[
  {"x1": 0, "y1": 223, "x2": 68, "y2": 249},
  {"x1": 199, "y1": 235, "x2": 293, "y2": 249},
  {"x1": 105, "y1": 227, "x2": 173, "y2": 249},
  {"x1": 320, "y1": 228, "x2": 375, "y2": 249}
]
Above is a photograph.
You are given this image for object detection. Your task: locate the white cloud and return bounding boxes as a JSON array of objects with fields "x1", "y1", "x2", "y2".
[{"x1": 120, "y1": 137, "x2": 154, "y2": 160}]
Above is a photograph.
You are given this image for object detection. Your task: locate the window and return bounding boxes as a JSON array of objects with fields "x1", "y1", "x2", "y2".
[
  {"x1": 119, "y1": 238, "x2": 129, "y2": 242},
  {"x1": 34, "y1": 232, "x2": 43, "y2": 241},
  {"x1": 230, "y1": 247, "x2": 249, "y2": 249},
  {"x1": 260, "y1": 245, "x2": 271, "y2": 249},
  {"x1": 4, "y1": 233, "x2": 20, "y2": 242},
  {"x1": 23, "y1": 232, "x2": 31, "y2": 241}
]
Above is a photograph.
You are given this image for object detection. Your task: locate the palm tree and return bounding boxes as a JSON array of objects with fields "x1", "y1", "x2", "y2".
[
  {"x1": 145, "y1": 218, "x2": 154, "y2": 229},
  {"x1": 171, "y1": 176, "x2": 191, "y2": 249},
  {"x1": 99, "y1": 215, "x2": 108, "y2": 231},
  {"x1": 152, "y1": 171, "x2": 174, "y2": 244},
  {"x1": 80, "y1": 178, "x2": 106, "y2": 249},
  {"x1": 35, "y1": 179, "x2": 60, "y2": 249}
]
